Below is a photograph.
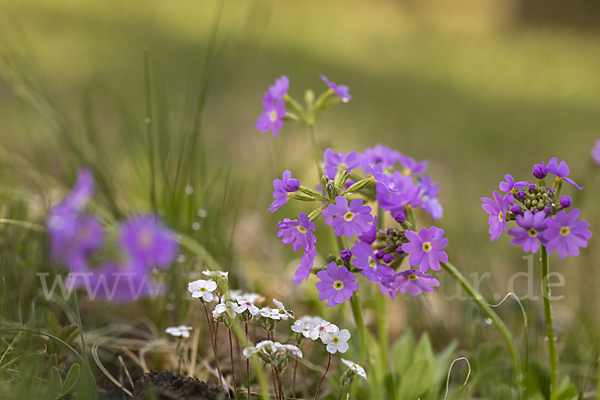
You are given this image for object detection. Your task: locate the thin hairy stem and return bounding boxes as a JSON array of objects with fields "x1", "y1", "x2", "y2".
[
  {"x1": 229, "y1": 328, "x2": 239, "y2": 400},
  {"x1": 292, "y1": 355, "x2": 298, "y2": 399},
  {"x1": 376, "y1": 208, "x2": 388, "y2": 371},
  {"x1": 314, "y1": 354, "x2": 332, "y2": 400},
  {"x1": 246, "y1": 322, "x2": 251, "y2": 400},
  {"x1": 541, "y1": 246, "x2": 557, "y2": 399},
  {"x1": 203, "y1": 302, "x2": 224, "y2": 390}
]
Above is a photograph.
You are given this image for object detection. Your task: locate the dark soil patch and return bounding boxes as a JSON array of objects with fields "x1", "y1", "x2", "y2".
[{"x1": 132, "y1": 370, "x2": 230, "y2": 400}]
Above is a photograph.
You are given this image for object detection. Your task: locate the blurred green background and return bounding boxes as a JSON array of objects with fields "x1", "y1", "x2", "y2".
[{"x1": 1, "y1": 0, "x2": 600, "y2": 397}]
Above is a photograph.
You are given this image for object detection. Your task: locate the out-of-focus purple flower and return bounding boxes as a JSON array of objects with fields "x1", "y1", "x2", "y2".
[
  {"x1": 383, "y1": 269, "x2": 439, "y2": 298},
  {"x1": 362, "y1": 144, "x2": 400, "y2": 168},
  {"x1": 499, "y1": 174, "x2": 531, "y2": 193},
  {"x1": 363, "y1": 158, "x2": 397, "y2": 193},
  {"x1": 414, "y1": 175, "x2": 443, "y2": 219},
  {"x1": 398, "y1": 154, "x2": 427, "y2": 175},
  {"x1": 350, "y1": 241, "x2": 393, "y2": 283},
  {"x1": 401, "y1": 227, "x2": 448, "y2": 273},
  {"x1": 546, "y1": 157, "x2": 583, "y2": 190},
  {"x1": 269, "y1": 171, "x2": 299, "y2": 212},
  {"x1": 255, "y1": 95, "x2": 286, "y2": 137},
  {"x1": 293, "y1": 250, "x2": 317, "y2": 284},
  {"x1": 324, "y1": 149, "x2": 361, "y2": 179},
  {"x1": 507, "y1": 210, "x2": 547, "y2": 253},
  {"x1": 119, "y1": 215, "x2": 178, "y2": 269},
  {"x1": 543, "y1": 209, "x2": 592, "y2": 259},
  {"x1": 511, "y1": 204, "x2": 522, "y2": 215},
  {"x1": 64, "y1": 169, "x2": 95, "y2": 213},
  {"x1": 560, "y1": 196, "x2": 572, "y2": 208},
  {"x1": 315, "y1": 262, "x2": 358, "y2": 307},
  {"x1": 320, "y1": 74, "x2": 351, "y2": 103},
  {"x1": 376, "y1": 171, "x2": 419, "y2": 213},
  {"x1": 592, "y1": 140, "x2": 600, "y2": 165},
  {"x1": 340, "y1": 249, "x2": 352, "y2": 262},
  {"x1": 481, "y1": 191, "x2": 508, "y2": 241},
  {"x1": 277, "y1": 213, "x2": 317, "y2": 252},
  {"x1": 268, "y1": 76, "x2": 289, "y2": 99},
  {"x1": 533, "y1": 163, "x2": 548, "y2": 179},
  {"x1": 357, "y1": 217, "x2": 378, "y2": 244},
  {"x1": 327, "y1": 196, "x2": 374, "y2": 238},
  {"x1": 320, "y1": 201, "x2": 333, "y2": 227}
]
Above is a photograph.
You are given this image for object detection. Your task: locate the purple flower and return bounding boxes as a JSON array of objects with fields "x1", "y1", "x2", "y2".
[
  {"x1": 324, "y1": 149, "x2": 361, "y2": 179},
  {"x1": 320, "y1": 74, "x2": 351, "y2": 103},
  {"x1": 362, "y1": 144, "x2": 400, "y2": 168},
  {"x1": 499, "y1": 174, "x2": 531, "y2": 193},
  {"x1": 357, "y1": 217, "x2": 378, "y2": 244},
  {"x1": 268, "y1": 76, "x2": 289, "y2": 99},
  {"x1": 64, "y1": 169, "x2": 95, "y2": 213},
  {"x1": 415, "y1": 175, "x2": 443, "y2": 219},
  {"x1": 255, "y1": 95, "x2": 286, "y2": 137},
  {"x1": 543, "y1": 209, "x2": 592, "y2": 259},
  {"x1": 481, "y1": 191, "x2": 508, "y2": 241},
  {"x1": 327, "y1": 196, "x2": 374, "y2": 238},
  {"x1": 401, "y1": 227, "x2": 448, "y2": 273},
  {"x1": 363, "y1": 159, "x2": 397, "y2": 193},
  {"x1": 398, "y1": 154, "x2": 427, "y2": 175},
  {"x1": 293, "y1": 250, "x2": 317, "y2": 284},
  {"x1": 376, "y1": 171, "x2": 419, "y2": 212},
  {"x1": 269, "y1": 171, "x2": 299, "y2": 212},
  {"x1": 119, "y1": 215, "x2": 178, "y2": 269},
  {"x1": 507, "y1": 210, "x2": 547, "y2": 253},
  {"x1": 560, "y1": 196, "x2": 572, "y2": 208},
  {"x1": 383, "y1": 270, "x2": 439, "y2": 298},
  {"x1": 340, "y1": 249, "x2": 352, "y2": 262},
  {"x1": 315, "y1": 262, "x2": 358, "y2": 307},
  {"x1": 351, "y1": 241, "x2": 393, "y2": 283},
  {"x1": 277, "y1": 213, "x2": 317, "y2": 252},
  {"x1": 546, "y1": 157, "x2": 583, "y2": 190},
  {"x1": 532, "y1": 163, "x2": 548, "y2": 179},
  {"x1": 511, "y1": 204, "x2": 522, "y2": 215},
  {"x1": 592, "y1": 140, "x2": 600, "y2": 165}
]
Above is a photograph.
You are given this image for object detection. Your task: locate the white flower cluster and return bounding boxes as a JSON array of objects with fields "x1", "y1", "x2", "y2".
[
  {"x1": 243, "y1": 340, "x2": 302, "y2": 361},
  {"x1": 292, "y1": 316, "x2": 350, "y2": 354},
  {"x1": 165, "y1": 325, "x2": 193, "y2": 338},
  {"x1": 341, "y1": 358, "x2": 367, "y2": 379}
]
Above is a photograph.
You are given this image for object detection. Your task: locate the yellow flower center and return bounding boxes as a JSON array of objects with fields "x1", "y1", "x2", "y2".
[
  {"x1": 344, "y1": 212, "x2": 355, "y2": 221},
  {"x1": 528, "y1": 229, "x2": 537, "y2": 237},
  {"x1": 402, "y1": 168, "x2": 411, "y2": 176},
  {"x1": 200, "y1": 287, "x2": 206, "y2": 292},
  {"x1": 338, "y1": 163, "x2": 348, "y2": 171},
  {"x1": 269, "y1": 111, "x2": 277, "y2": 122},
  {"x1": 560, "y1": 227, "x2": 570, "y2": 236},
  {"x1": 297, "y1": 225, "x2": 307, "y2": 233},
  {"x1": 334, "y1": 280, "x2": 344, "y2": 290},
  {"x1": 499, "y1": 212, "x2": 504, "y2": 222},
  {"x1": 332, "y1": 337, "x2": 339, "y2": 343},
  {"x1": 422, "y1": 242, "x2": 431, "y2": 252},
  {"x1": 368, "y1": 257, "x2": 377, "y2": 269},
  {"x1": 408, "y1": 274, "x2": 418, "y2": 281}
]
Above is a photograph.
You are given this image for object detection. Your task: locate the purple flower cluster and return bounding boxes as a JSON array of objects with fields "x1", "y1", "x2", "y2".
[
  {"x1": 47, "y1": 169, "x2": 178, "y2": 301},
  {"x1": 482, "y1": 160, "x2": 592, "y2": 258},
  {"x1": 255, "y1": 76, "x2": 288, "y2": 137}
]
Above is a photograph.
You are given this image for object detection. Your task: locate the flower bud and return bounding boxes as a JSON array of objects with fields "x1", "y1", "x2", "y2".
[
  {"x1": 382, "y1": 254, "x2": 394, "y2": 264},
  {"x1": 340, "y1": 249, "x2": 352, "y2": 262},
  {"x1": 392, "y1": 210, "x2": 406, "y2": 224},
  {"x1": 374, "y1": 250, "x2": 385, "y2": 261},
  {"x1": 560, "y1": 196, "x2": 572, "y2": 208},
  {"x1": 516, "y1": 191, "x2": 526, "y2": 201},
  {"x1": 532, "y1": 164, "x2": 548, "y2": 179},
  {"x1": 544, "y1": 206, "x2": 553, "y2": 215},
  {"x1": 395, "y1": 247, "x2": 405, "y2": 255},
  {"x1": 283, "y1": 178, "x2": 300, "y2": 193},
  {"x1": 510, "y1": 204, "x2": 522, "y2": 215},
  {"x1": 528, "y1": 184, "x2": 537, "y2": 192}
]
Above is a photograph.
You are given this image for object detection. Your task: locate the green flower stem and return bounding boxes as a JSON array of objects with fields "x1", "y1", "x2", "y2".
[
  {"x1": 376, "y1": 207, "x2": 388, "y2": 371},
  {"x1": 441, "y1": 262, "x2": 522, "y2": 391},
  {"x1": 350, "y1": 293, "x2": 366, "y2": 365},
  {"x1": 308, "y1": 123, "x2": 322, "y2": 182},
  {"x1": 541, "y1": 245, "x2": 557, "y2": 399}
]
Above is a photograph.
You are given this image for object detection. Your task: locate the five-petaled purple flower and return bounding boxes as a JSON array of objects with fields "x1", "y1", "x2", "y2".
[
  {"x1": 507, "y1": 210, "x2": 547, "y2": 253},
  {"x1": 546, "y1": 157, "x2": 583, "y2": 190},
  {"x1": 363, "y1": 144, "x2": 400, "y2": 168},
  {"x1": 398, "y1": 154, "x2": 427, "y2": 175},
  {"x1": 320, "y1": 75, "x2": 352, "y2": 103},
  {"x1": 315, "y1": 262, "x2": 359, "y2": 307},
  {"x1": 255, "y1": 95, "x2": 286, "y2": 137},
  {"x1": 269, "y1": 170, "x2": 299, "y2": 212},
  {"x1": 481, "y1": 191, "x2": 509, "y2": 241},
  {"x1": 324, "y1": 149, "x2": 361, "y2": 180},
  {"x1": 293, "y1": 250, "x2": 317, "y2": 284},
  {"x1": 383, "y1": 269, "x2": 439, "y2": 298},
  {"x1": 277, "y1": 213, "x2": 317, "y2": 252},
  {"x1": 401, "y1": 226, "x2": 448, "y2": 273},
  {"x1": 414, "y1": 175, "x2": 443, "y2": 220},
  {"x1": 327, "y1": 196, "x2": 374, "y2": 238},
  {"x1": 269, "y1": 76, "x2": 289, "y2": 99},
  {"x1": 119, "y1": 215, "x2": 179, "y2": 269},
  {"x1": 351, "y1": 241, "x2": 393, "y2": 283},
  {"x1": 543, "y1": 209, "x2": 592, "y2": 259},
  {"x1": 376, "y1": 171, "x2": 419, "y2": 213},
  {"x1": 499, "y1": 174, "x2": 531, "y2": 194}
]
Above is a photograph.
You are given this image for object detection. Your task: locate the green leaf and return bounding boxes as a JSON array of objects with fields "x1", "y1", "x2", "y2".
[
  {"x1": 555, "y1": 378, "x2": 577, "y2": 400},
  {"x1": 413, "y1": 333, "x2": 435, "y2": 365},
  {"x1": 391, "y1": 330, "x2": 415, "y2": 377},
  {"x1": 61, "y1": 363, "x2": 80, "y2": 395},
  {"x1": 433, "y1": 341, "x2": 459, "y2": 388},
  {"x1": 42, "y1": 309, "x2": 59, "y2": 334},
  {"x1": 50, "y1": 354, "x2": 58, "y2": 370},
  {"x1": 50, "y1": 366, "x2": 63, "y2": 395},
  {"x1": 397, "y1": 358, "x2": 434, "y2": 399}
]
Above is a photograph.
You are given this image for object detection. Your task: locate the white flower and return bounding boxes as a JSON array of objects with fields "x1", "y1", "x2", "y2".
[
  {"x1": 243, "y1": 340, "x2": 303, "y2": 359},
  {"x1": 309, "y1": 321, "x2": 339, "y2": 341},
  {"x1": 293, "y1": 315, "x2": 324, "y2": 338},
  {"x1": 341, "y1": 358, "x2": 367, "y2": 379},
  {"x1": 273, "y1": 298, "x2": 294, "y2": 319},
  {"x1": 213, "y1": 301, "x2": 242, "y2": 320},
  {"x1": 188, "y1": 279, "x2": 218, "y2": 302},
  {"x1": 322, "y1": 329, "x2": 351, "y2": 354},
  {"x1": 243, "y1": 346, "x2": 258, "y2": 358},
  {"x1": 236, "y1": 297, "x2": 260, "y2": 316},
  {"x1": 223, "y1": 289, "x2": 243, "y2": 301},
  {"x1": 165, "y1": 325, "x2": 193, "y2": 338},
  {"x1": 202, "y1": 270, "x2": 228, "y2": 279},
  {"x1": 260, "y1": 307, "x2": 283, "y2": 320},
  {"x1": 300, "y1": 315, "x2": 324, "y2": 326},
  {"x1": 239, "y1": 292, "x2": 265, "y2": 304},
  {"x1": 280, "y1": 344, "x2": 303, "y2": 358}
]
